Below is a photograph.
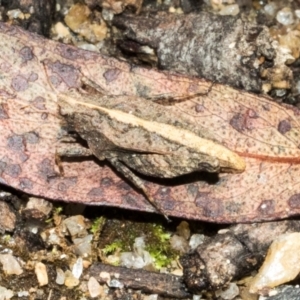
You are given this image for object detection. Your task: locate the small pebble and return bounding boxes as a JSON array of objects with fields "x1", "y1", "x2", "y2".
[
  {"x1": 35, "y1": 262, "x2": 48, "y2": 286},
  {"x1": 120, "y1": 251, "x2": 153, "y2": 269},
  {"x1": 250, "y1": 232, "x2": 300, "y2": 293},
  {"x1": 171, "y1": 269, "x2": 183, "y2": 276},
  {"x1": 63, "y1": 215, "x2": 88, "y2": 237},
  {"x1": 189, "y1": 234, "x2": 205, "y2": 250},
  {"x1": 264, "y1": 3, "x2": 277, "y2": 17},
  {"x1": 276, "y1": 8, "x2": 294, "y2": 26},
  {"x1": 108, "y1": 279, "x2": 124, "y2": 288},
  {"x1": 219, "y1": 4, "x2": 239, "y2": 16},
  {"x1": 17, "y1": 291, "x2": 29, "y2": 297},
  {"x1": 99, "y1": 271, "x2": 111, "y2": 283},
  {"x1": 77, "y1": 43, "x2": 99, "y2": 52},
  {"x1": 65, "y1": 270, "x2": 80, "y2": 287},
  {"x1": 88, "y1": 276, "x2": 103, "y2": 298},
  {"x1": 23, "y1": 197, "x2": 52, "y2": 220},
  {"x1": 0, "y1": 254, "x2": 23, "y2": 275},
  {"x1": 134, "y1": 237, "x2": 146, "y2": 252},
  {"x1": 72, "y1": 257, "x2": 83, "y2": 279},
  {"x1": 41, "y1": 228, "x2": 64, "y2": 247},
  {"x1": 144, "y1": 295, "x2": 158, "y2": 300},
  {"x1": 216, "y1": 282, "x2": 239, "y2": 299},
  {"x1": 120, "y1": 237, "x2": 154, "y2": 269},
  {"x1": 170, "y1": 234, "x2": 189, "y2": 253},
  {"x1": 0, "y1": 286, "x2": 14, "y2": 300},
  {"x1": 176, "y1": 221, "x2": 190, "y2": 240},
  {"x1": 120, "y1": 252, "x2": 135, "y2": 268},
  {"x1": 278, "y1": 30, "x2": 300, "y2": 60},
  {"x1": 52, "y1": 22, "x2": 71, "y2": 39},
  {"x1": 102, "y1": 8, "x2": 114, "y2": 21},
  {"x1": 64, "y1": 4, "x2": 90, "y2": 32},
  {"x1": 0, "y1": 202, "x2": 16, "y2": 232},
  {"x1": 64, "y1": 3, "x2": 107, "y2": 43},
  {"x1": 7, "y1": 9, "x2": 24, "y2": 20},
  {"x1": 56, "y1": 267, "x2": 65, "y2": 285}
]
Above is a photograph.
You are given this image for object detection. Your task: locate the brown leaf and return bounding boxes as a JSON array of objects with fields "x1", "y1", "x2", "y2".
[{"x1": 1, "y1": 22, "x2": 300, "y2": 223}]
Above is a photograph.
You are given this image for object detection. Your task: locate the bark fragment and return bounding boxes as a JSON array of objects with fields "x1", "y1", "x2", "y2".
[
  {"x1": 113, "y1": 12, "x2": 277, "y2": 92},
  {"x1": 89, "y1": 262, "x2": 191, "y2": 298},
  {"x1": 180, "y1": 220, "x2": 300, "y2": 292}
]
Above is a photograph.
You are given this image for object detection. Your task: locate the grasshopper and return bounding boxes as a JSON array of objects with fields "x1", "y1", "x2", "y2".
[{"x1": 58, "y1": 90, "x2": 245, "y2": 220}]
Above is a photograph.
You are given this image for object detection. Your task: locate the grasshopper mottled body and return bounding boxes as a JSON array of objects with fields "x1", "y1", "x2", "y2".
[{"x1": 58, "y1": 91, "x2": 245, "y2": 218}]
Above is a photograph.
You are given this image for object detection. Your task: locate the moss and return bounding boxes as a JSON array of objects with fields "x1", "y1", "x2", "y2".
[
  {"x1": 99, "y1": 220, "x2": 179, "y2": 270},
  {"x1": 145, "y1": 223, "x2": 177, "y2": 269},
  {"x1": 102, "y1": 240, "x2": 124, "y2": 255},
  {"x1": 90, "y1": 216, "x2": 106, "y2": 235}
]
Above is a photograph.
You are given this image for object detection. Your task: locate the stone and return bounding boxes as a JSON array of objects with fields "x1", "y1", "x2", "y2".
[{"x1": 250, "y1": 232, "x2": 300, "y2": 294}]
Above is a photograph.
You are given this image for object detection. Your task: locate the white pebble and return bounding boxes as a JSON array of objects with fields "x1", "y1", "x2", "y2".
[
  {"x1": 53, "y1": 22, "x2": 71, "y2": 39},
  {"x1": 0, "y1": 286, "x2": 14, "y2": 300},
  {"x1": 17, "y1": 291, "x2": 29, "y2": 297},
  {"x1": 216, "y1": 282, "x2": 239, "y2": 299},
  {"x1": 189, "y1": 234, "x2": 205, "y2": 250},
  {"x1": 7, "y1": 9, "x2": 24, "y2": 20},
  {"x1": 108, "y1": 279, "x2": 124, "y2": 288},
  {"x1": 77, "y1": 43, "x2": 99, "y2": 52},
  {"x1": 120, "y1": 252, "x2": 135, "y2": 268},
  {"x1": 55, "y1": 267, "x2": 65, "y2": 285},
  {"x1": 219, "y1": 4, "x2": 239, "y2": 16},
  {"x1": 250, "y1": 232, "x2": 300, "y2": 293},
  {"x1": 140, "y1": 250, "x2": 153, "y2": 267},
  {"x1": 35, "y1": 262, "x2": 48, "y2": 286},
  {"x1": 264, "y1": 3, "x2": 277, "y2": 17},
  {"x1": 72, "y1": 257, "x2": 83, "y2": 279},
  {"x1": 102, "y1": 8, "x2": 114, "y2": 21},
  {"x1": 120, "y1": 251, "x2": 153, "y2": 269},
  {"x1": 276, "y1": 8, "x2": 294, "y2": 26},
  {"x1": 144, "y1": 295, "x2": 158, "y2": 300},
  {"x1": 99, "y1": 271, "x2": 111, "y2": 283},
  {"x1": 0, "y1": 254, "x2": 23, "y2": 275},
  {"x1": 170, "y1": 234, "x2": 189, "y2": 253},
  {"x1": 43, "y1": 228, "x2": 63, "y2": 246},
  {"x1": 295, "y1": 10, "x2": 300, "y2": 19},
  {"x1": 120, "y1": 237, "x2": 154, "y2": 269},
  {"x1": 134, "y1": 237, "x2": 146, "y2": 254},
  {"x1": 88, "y1": 276, "x2": 103, "y2": 298}
]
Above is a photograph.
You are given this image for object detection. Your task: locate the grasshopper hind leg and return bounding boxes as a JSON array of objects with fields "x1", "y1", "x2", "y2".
[{"x1": 108, "y1": 158, "x2": 170, "y2": 222}]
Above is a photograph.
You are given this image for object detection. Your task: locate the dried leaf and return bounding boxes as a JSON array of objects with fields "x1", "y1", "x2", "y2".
[{"x1": 1, "y1": 22, "x2": 300, "y2": 223}]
